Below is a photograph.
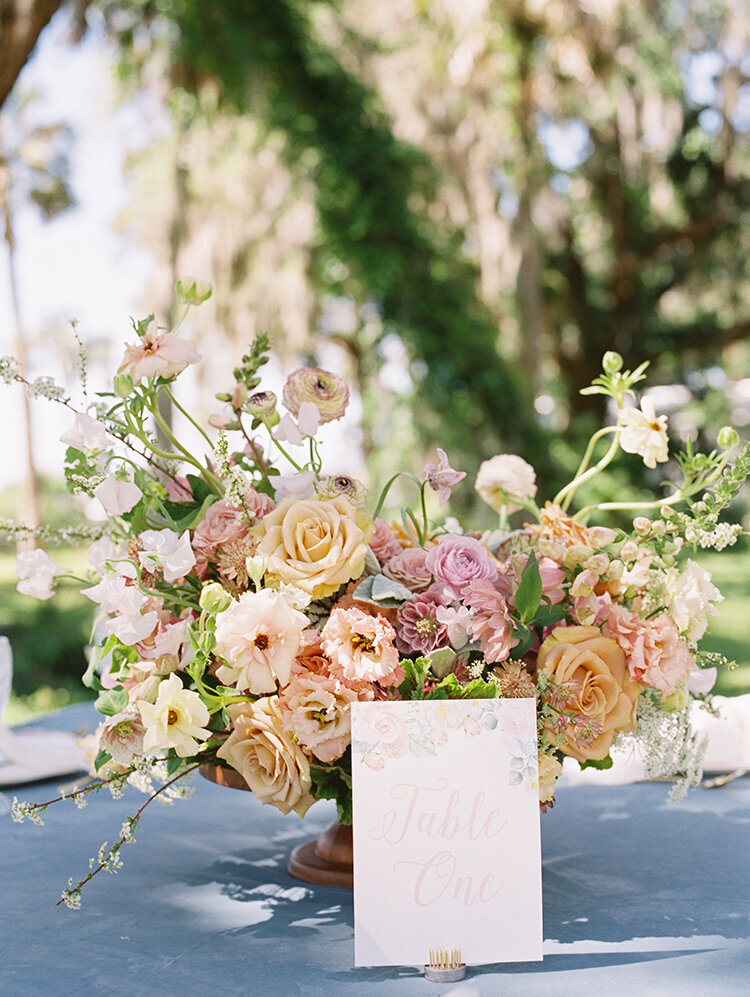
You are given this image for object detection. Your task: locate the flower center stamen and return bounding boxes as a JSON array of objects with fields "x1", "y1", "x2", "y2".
[
  {"x1": 254, "y1": 634, "x2": 270, "y2": 650},
  {"x1": 415, "y1": 617, "x2": 438, "y2": 637},
  {"x1": 351, "y1": 632, "x2": 375, "y2": 653},
  {"x1": 167, "y1": 709, "x2": 179, "y2": 726}
]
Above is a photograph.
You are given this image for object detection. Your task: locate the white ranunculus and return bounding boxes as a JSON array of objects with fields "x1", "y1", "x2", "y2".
[
  {"x1": 93, "y1": 474, "x2": 143, "y2": 516},
  {"x1": 15, "y1": 549, "x2": 62, "y2": 600},
  {"x1": 619, "y1": 398, "x2": 669, "y2": 469},
  {"x1": 665, "y1": 559, "x2": 723, "y2": 642},
  {"x1": 138, "y1": 673, "x2": 211, "y2": 758},
  {"x1": 475, "y1": 454, "x2": 537, "y2": 513}
]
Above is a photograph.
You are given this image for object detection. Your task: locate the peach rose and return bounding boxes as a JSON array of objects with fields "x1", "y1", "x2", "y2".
[
  {"x1": 257, "y1": 496, "x2": 375, "y2": 599},
  {"x1": 217, "y1": 698, "x2": 315, "y2": 817},
  {"x1": 536, "y1": 625, "x2": 642, "y2": 762}
]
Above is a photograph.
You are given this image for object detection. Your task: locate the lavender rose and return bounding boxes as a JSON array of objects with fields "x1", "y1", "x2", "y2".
[{"x1": 425, "y1": 534, "x2": 497, "y2": 602}]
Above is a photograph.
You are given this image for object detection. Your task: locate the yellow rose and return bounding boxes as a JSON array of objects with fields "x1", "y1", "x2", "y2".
[
  {"x1": 257, "y1": 496, "x2": 374, "y2": 599},
  {"x1": 217, "y1": 698, "x2": 315, "y2": 817},
  {"x1": 536, "y1": 625, "x2": 641, "y2": 763}
]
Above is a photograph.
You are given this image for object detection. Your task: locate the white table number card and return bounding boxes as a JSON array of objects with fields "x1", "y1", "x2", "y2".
[{"x1": 351, "y1": 698, "x2": 543, "y2": 967}]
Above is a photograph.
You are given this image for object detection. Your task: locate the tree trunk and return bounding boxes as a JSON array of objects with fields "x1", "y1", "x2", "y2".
[
  {"x1": 3, "y1": 201, "x2": 42, "y2": 543},
  {"x1": 0, "y1": 0, "x2": 66, "y2": 109}
]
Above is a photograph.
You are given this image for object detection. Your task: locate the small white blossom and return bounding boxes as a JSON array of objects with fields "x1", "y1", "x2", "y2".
[
  {"x1": 15, "y1": 549, "x2": 63, "y2": 600},
  {"x1": 619, "y1": 397, "x2": 669, "y2": 469},
  {"x1": 138, "y1": 529, "x2": 196, "y2": 582},
  {"x1": 93, "y1": 474, "x2": 143, "y2": 516}
]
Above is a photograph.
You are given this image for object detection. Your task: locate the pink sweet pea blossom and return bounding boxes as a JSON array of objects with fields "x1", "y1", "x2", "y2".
[
  {"x1": 59, "y1": 412, "x2": 114, "y2": 453},
  {"x1": 117, "y1": 329, "x2": 200, "y2": 385},
  {"x1": 93, "y1": 474, "x2": 143, "y2": 516},
  {"x1": 138, "y1": 529, "x2": 196, "y2": 582},
  {"x1": 463, "y1": 579, "x2": 518, "y2": 663},
  {"x1": 421, "y1": 448, "x2": 466, "y2": 506},
  {"x1": 15, "y1": 549, "x2": 62, "y2": 600}
]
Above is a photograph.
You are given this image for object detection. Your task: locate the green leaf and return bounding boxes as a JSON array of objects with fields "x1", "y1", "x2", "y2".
[
  {"x1": 94, "y1": 749, "x2": 112, "y2": 772},
  {"x1": 509, "y1": 623, "x2": 535, "y2": 659},
  {"x1": 529, "y1": 603, "x2": 567, "y2": 628},
  {"x1": 398, "y1": 657, "x2": 430, "y2": 700},
  {"x1": 95, "y1": 687, "x2": 129, "y2": 717},
  {"x1": 352, "y1": 573, "x2": 414, "y2": 607},
  {"x1": 423, "y1": 674, "x2": 498, "y2": 700},
  {"x1": 310, "y1": 754, "x2": 352, "y2": 824},
  {"x1": 515, "y1": 554, "x2": 542, "y2": 623},
  {"x1": 579, "y1": 755, "x2": 614, "y2": 771}
]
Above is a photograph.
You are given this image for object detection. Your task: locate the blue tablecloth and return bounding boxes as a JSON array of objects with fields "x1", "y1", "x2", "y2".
[{"x1": 1, "y1": 703, "x2": 748, "y2": 996}]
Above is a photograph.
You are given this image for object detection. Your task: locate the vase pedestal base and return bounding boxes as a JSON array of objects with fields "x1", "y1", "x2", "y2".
[{"x1": 288, "y1": 821, "x2": 353, "y2": 889}]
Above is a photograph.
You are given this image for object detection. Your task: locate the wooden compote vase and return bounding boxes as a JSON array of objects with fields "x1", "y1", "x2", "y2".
[{"x1": 201, "y1": 764, "x2": 353, "y2": 889}]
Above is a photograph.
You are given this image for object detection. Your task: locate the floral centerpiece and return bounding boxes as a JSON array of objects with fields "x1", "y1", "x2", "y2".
[{"x1": 4, "y1": 280, "x2": 748, "y2": 909}]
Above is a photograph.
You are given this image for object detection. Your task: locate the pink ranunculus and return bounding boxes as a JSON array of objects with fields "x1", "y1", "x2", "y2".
[
  {"x1": 383, "y1": 546, "x2": 432, "y2": 592},
  {"x1": 425, "y1": 533, "x2": 497, "y2": 602},
  {"x1": 117, "y1": 329, "x2": 200, "y2": 385},
  {"x1": 602, "y1": 605, "x2": 695, "y2": 697},
  {"x1": 369, "y1": 518, "x2": 404, "y2": 566}
]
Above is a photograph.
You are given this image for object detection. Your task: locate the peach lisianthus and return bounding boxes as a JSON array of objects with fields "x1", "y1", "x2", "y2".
[
  {"x1": 280, "y1": 673, "x2": 358, "y2": 763},
  {"x1": 117, "y1": 328, "x2": 200, "y2": 384},
  {"x1": 217, "y1": 698, "x2": 315, "y2": 817},
  {"x1": 602, "y1": 605, "x2": 695, "y2": 697},
  {"x1": 321, "y1": 606, "x2": 401, "y2": 685},
  {"x1": 258, "y1": 496, "x2": 374, "y2": 599},
  {"x1": 536, "y1": 625, "x2": 642, "y2": 762}
]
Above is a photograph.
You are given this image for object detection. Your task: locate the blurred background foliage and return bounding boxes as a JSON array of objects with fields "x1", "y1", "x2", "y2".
[{"x1": 1, "y1": 0, "x2": 749, "y2": 714}]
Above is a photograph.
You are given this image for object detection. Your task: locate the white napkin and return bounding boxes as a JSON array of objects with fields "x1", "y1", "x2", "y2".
[
  {"x1": 0, "y1": 636, "x2": 89, "y2": 787},
  {"x1": 561, "y1": 695, "x2": 750, "y2": 787}
]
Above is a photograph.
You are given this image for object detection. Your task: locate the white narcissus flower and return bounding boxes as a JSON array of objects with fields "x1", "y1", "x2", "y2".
[
  {"x1": 139, "y1": 529, "x2": 196, "y2": 582},
  {"x1": 59, "y1": 412, "x2": 113, "y2": 453},
  {"x1": 93, "y1": 474, "x2": 143, "y2": 515},
  {"x1": 15, "y1": 549, "x2": 63, "y2": 600},
  {"x1": 475, "y1": 454, "x2": 537, "y2": 513},
  {"x1": 664, "y1": 559, "x2": 723, "y2": 642},
  {"x1": 619, "y1": 397, "x2": 669, "y2": 469},
  {"x1": 138, "y1": 673, "x2": 211, "y2": 758},
  {"x1": 214, "y1": 589, "x2": 310, "y2": 694}
]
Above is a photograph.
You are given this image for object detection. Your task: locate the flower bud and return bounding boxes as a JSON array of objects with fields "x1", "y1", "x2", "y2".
[
  {"x1": 247, "y1": 391, "x2": 278, "y2": 417},
  {"x1": 113, "y1": 374, "x2": 134, "y2": 399},
  {"x1": 619, "y1": 540, "x2": 639, "y2": 563},
  {"x1": 231, "y1": 383, "x2": 248, "y2": 410},
  {"x1": 199, "y1": 582, "x2": 233, "y2": 614},
  {"x1": 176, "y1": 276, "x2": 213, "y2": 306},
  {"x1": 633, "y1": 516, "x2": 651, "y2": 536},
  {"x1": 717, "y1": 425, "x2": 739, "y2": 449},
  {"x1": 245, "y1": 555, "x2": 266, "y2": 592},
  {"x1": 602, "y1": 351, "x2": 623, "y2": 374},
  {"x1": 660, "y1": 686, "x2": 689, "y2": 713}
]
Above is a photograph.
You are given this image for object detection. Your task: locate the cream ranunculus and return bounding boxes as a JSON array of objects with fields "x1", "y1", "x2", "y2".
[
  {"x1": 536, "y1": 625, "x2": 642, "y2": 762},
  {"x1": 257, "y1": 496, "x2": 375, "y2": 598},
  {"x1": 216, "y1": 698, "x2": 315, "y2": 817},
  {"x1": 475, "y1": 454, "x2": 537, "y2": 513}
]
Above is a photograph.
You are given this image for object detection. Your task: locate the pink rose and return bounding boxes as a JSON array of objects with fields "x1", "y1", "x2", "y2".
[
  {"x1": 426, "y1": 534, "x2": 497, "y2": 602},
  {"x1": 383, "y1": 546, "x2": 432, "y2": 592}
]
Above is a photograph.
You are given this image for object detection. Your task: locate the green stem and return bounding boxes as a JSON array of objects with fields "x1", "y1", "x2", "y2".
[
  {"x1": 163, "y1": 386, "x2": 214, "y2": 448},
  {"x1": 555, "y1": 429, "x2": 622, "y2": 511},
  {"x1": 553, "y1": 426, "x2": 619, "y2": 508},
  {"x1": 372, "y1": 471, "x2": 423, "y2": 519}
]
